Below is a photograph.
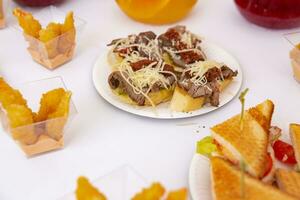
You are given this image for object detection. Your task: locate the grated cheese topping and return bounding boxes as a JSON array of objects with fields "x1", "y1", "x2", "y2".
[
  {"x1": 112, "y1": 35, "x2": 162, "y2": 60},
  {"x1": 114, "y1": 50, "x2": 177, "y2": 107},
  {"x1": 163, "y1": 30, "x2": 206, "y2": 64},
  {"x1": 183, "y1": 60, "x2": 224, "y2": 87}
]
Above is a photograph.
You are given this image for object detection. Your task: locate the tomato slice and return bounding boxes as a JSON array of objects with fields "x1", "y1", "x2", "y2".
[
  {"x1": 263, "y1": 153, "x2": 273, "y2": 177},
  {"x1": 272, "y1": 140, "x2": 297, "y2": 165}
]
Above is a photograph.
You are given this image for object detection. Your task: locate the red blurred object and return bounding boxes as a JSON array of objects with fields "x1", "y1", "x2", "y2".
[
  {"x1": 14, "y1": 0, "x2": 64, "y2": 7},
  {"x1": 272, "y1": 140, "x2": 297, "y2": 165},
  {"x1": 262, "y1": 153, "x2": 273, "y2": 177},
  {"x1": 234, "y1": 0, "x2": 300, "y2": 29}
]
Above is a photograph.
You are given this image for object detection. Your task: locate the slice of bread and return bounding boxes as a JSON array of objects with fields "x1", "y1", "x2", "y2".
[
  {"x1": 107, "y1": 49, "x2": 123, "y2": 71},
  {"x1": 211, "y1": 100, "x2": 274, "y2": 178},
  {"x1": 211, "y1": 157, "x2": 297, "y2": 200},
  {"x1": 249, "y1": 100, "x2": 274, "y2": 131},
  {"x1": 112, "y1": 87, "x2": 174, "y2": 106},
  {"x1": 290, "y1": 123, "x2": 300, "y2": 167},
  {"x1": 170, "y1": 79, "x2": 232, "y2": 112},
  {"x1": 276, "y1": 169, "x2": 300, "y2": 198}
]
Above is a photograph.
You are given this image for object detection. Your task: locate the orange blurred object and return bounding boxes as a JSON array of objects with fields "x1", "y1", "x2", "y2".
[{"x1": 115, "y1": 0, "x2": 197, "y2": 24}]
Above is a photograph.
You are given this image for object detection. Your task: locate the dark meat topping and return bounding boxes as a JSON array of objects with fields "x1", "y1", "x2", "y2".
[
  {"x1": 108, "y1": 31, "x2": 158, "y2": 58},
  {"x1": 158, "y1": 26, "x2": 205, "y2": 68},
  {"x1": 136, "y1": 31, "x2": 157, "y2": 44},
  {"x1": 177, "y1": 65, "x2": 238, "y2": 106},
  {"x1": 164, "y1": 29, "x2": 181, "y2": 41},
  {"x1": 130, "y1": 59, "x2": 155, "y2": 71},
  {"x1": 221, "y1": 66, "x2": 238, "y2": 79},
  {"x1": 163, "y1": 64, "x2": 175, "y2": 73},
  {"x1": 108, "y1": 71, "x2": 146, "y2": 106},
  {"x1": 204, "y1": 67, "x2": 222, "y2": 82},
  {"x1": 180, "y1": 51, "x2": 205, "y2": 65}
]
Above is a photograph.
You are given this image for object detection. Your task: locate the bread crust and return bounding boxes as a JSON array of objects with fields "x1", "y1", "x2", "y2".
[
  {"x1": 111, "y1": 87, "x2": 174, "y2": 106},
  {"x1": 276, "y1": 169, "x2": 300, "y2": 198},
  {"x1": 170, "y1": 79, "x2": 232, "y2": 112},
  {"x1": 290, "y1": 123, "x2": 300, "y2": 168},
  {"x1": 211, "y1": 157, "x2": 297, "y2": 200}
]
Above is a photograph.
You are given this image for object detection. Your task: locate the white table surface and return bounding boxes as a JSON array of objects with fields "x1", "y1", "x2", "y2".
[{"x1": 0, "y1": 0, "x2": 300, "y2": 199}]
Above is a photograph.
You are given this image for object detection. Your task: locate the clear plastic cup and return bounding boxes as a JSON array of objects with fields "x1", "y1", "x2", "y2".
[
  {"x1": 58, "y1": 165, "x2": 149, "y2": 200},
  {"x1": 284, "y1": 32, "x2": 300, "y2": 83},
  {"x1": 0, "y1": 76, "x2": 77, "y2": 156},
  {"x1": 13, "y1": 6, "x2": 86, "y2": 70}
]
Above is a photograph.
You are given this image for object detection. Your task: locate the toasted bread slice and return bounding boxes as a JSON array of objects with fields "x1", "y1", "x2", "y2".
[
  {"x1": 112, "y1": 87, "x2": 174, "y2": 106},
  {"x1": 170, "y1": 79, "x2": 232, "y2": 112},
  {"x1": 249, "y1": 100, "x2": 274, "y2": 131},
  {"x1": 107, "y1": 49, "x2": 123, "y2": 71},
  {"x1": 290, "y1": 123, "x2": 300, "y2": 167},
  {"x1": 211, "y1": 157, "x2": 297, "y2": 200},
  {"x1": 276, "y1": 169, "x2": 300, "y2": 198},
  {"x1": 211, "y1": 100, "x2": 274, "y2": 178}
]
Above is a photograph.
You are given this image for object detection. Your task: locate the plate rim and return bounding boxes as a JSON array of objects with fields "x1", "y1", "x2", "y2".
[
  {"x1": 92, "y1": 41, "x2": 243, "y2": 119},
  {"x1": 189, "y1": 153, "x2": 211, "y2": 200}
]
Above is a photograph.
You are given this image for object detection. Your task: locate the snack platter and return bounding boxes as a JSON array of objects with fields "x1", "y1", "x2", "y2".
[
  {"x1": 1, "y1": 1, "x2": 300, "y2": 200},
  {"x1": 93, "y1": 28, "x2": 243, "y2": 119}
]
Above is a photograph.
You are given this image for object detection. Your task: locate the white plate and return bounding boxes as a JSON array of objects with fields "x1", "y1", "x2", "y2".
[
  {"x1": 92, "y1": 41, "x2": 243, "y2": 119},
  {"x1": 189, "y1": 154, "x2": 212, "y2": 200}
]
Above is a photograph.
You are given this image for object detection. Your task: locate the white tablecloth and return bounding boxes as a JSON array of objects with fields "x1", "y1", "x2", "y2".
[{"x1": 0, "y1": 0, "x2": 299, "y2": 199}]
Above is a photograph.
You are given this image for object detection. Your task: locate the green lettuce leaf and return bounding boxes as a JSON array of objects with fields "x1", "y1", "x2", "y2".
[{"x1": 196, "y1": 136, "x2": 217, "y2": 157}]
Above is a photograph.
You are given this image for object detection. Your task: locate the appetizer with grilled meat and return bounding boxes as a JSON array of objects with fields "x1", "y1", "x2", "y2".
[
  {"x1": 158, "y1": 25, "x2": 206, "y2": 71},
  {"x1": 170, "y1": 60, "x2": 238, "y2": 112},
  {"x1": 107, "y1": 31, "x2": 163, "y2": 71},
  {"x1": 108, "y1": 60, "x2": 176, "y2": 107},
  {"x1": 106, "y1": 26, "x2": 238, "y2": 110}
]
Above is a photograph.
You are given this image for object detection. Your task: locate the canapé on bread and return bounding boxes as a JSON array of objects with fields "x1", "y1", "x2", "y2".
[
  {"x1": 170, "y1": 78, "x2": 232, "y2": 112},
  {"x1": 111, "y1": 86, "x2": 174, "y2": 106}
]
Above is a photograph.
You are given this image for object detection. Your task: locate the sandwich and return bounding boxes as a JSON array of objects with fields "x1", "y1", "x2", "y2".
[
  {"x1": 275, "y1": 169, "x2": 300, "y2": 199},
  {"x1": 158, "y1": 25, "x2": 206, "y2": 72},
  {"x1": 197, "y1": 98, "x2": 300, "y2": 199},
  {"x1": 290, "y1": 123, "x2": 300, "y2": 167},
  {"x1": 211, "y1": 100, "x2": 274, "y2": 178},
  {"x1": 211, "y1": 157, "x2": 297, "y2": 200},
  {"x1": 274, "y1": 124, "x2": 300, "y2": 198},
  {"x1": 170, "y1": 60, "x2": 238, "y2": 112}
]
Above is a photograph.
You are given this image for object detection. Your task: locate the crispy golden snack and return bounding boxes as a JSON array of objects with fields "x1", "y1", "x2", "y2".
[
  {"x1": 39, "y1": 23, "x2": 62, "y2": 58},
  {"x1": 46, "y1": 91, "x2": 72, "y2": 140},
  {"x1": 132, "y1": 183, "x2": 166, "y2": 200},
  {"x1": 6, "y1": 104, "x2": 38, "y2": 145},
  {"x1": 76, "y1": 176, "x2": 107, "y2": 200},
  {"x1": 166, "y1": 188, "x2": 187, "y2": 200},
  {"x1": 13, "y1": 8, "x2": 41, "y2": 38},
  {"x1": 35, "y1": 88, "x2": 66, "y2": 122},
  {"x1": 0, "y1": 78, "x2": 27, "y2": 109},
  {"x1": 58, "y1": 12, "x2": 76, "y2": 53},
  {"x1": 13, "y1": 8, "x2": 76, "y2": 61}
]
